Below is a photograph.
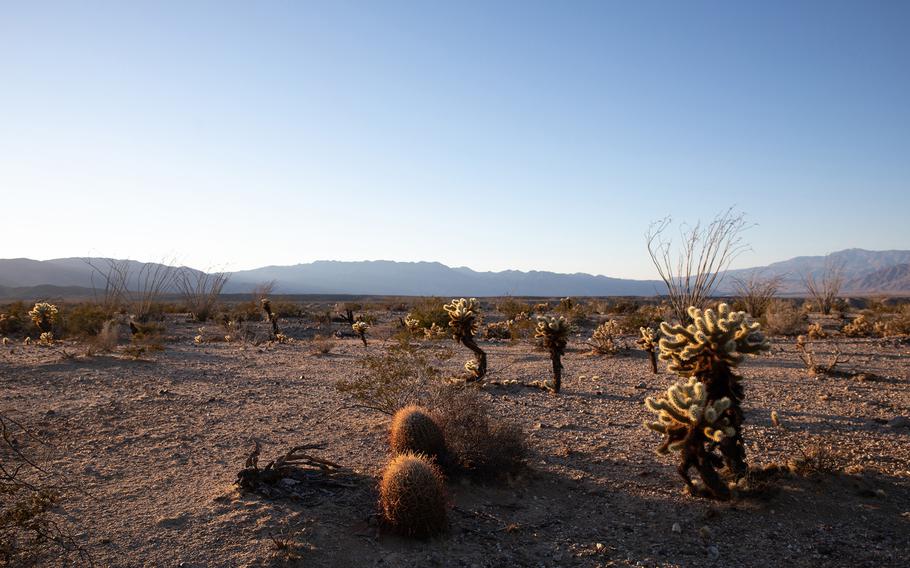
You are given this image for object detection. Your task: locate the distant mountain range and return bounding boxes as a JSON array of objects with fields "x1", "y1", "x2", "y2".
[{"x1": 1, "y1": 249, "x2": 909, "y2": 299}]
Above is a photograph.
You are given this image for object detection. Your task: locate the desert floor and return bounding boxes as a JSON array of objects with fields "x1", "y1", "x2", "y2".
[{"x1": 2, "y1": 316, "x2": 909, "y2": 568}]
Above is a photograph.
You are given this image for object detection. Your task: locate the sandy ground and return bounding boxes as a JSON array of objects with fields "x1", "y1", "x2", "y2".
[{"x1": 2, "y1": 315, "x2": 909, "y2": 568}]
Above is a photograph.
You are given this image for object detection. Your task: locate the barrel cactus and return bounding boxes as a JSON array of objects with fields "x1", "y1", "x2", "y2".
[
  {"x1": 443, "y1": 298, "x2": 487, "y2": 381},
  {"x1": 646, "y1": 303, "x2": 769, "y2": 499},
  {"x1": 379, "y1": 453, "x2": 447, "y2": 538},
  {"x1": 390, "y1": 405, "x2": 447, "y2": 462}
]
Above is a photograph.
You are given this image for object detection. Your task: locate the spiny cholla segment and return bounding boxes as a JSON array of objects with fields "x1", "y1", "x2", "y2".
[
  {"x1": 535, "y1": 316, "x2": 571, "y2": 352},
  {"x1": 444, "y1": 298, "x2": 481, "y2": 340},
  {"x1": 352, "y1": 321, "x2": 369, "y2": 334},
  {"x1": 645, "y1": 377, "x2": 735, "y2": 453},
  {"x1": 659, "y1": 303, "x2": 769, "y2": 376},
  {"x1": 638, "y1": 327, "x2": 657, "y2": 350},
  {"x1": 28, "y1": 302, "x2": 59, "y2": 329}
]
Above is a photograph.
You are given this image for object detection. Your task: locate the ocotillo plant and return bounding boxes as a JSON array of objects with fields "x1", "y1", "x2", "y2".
[
  {"x1": 534, "y1": 316, "x2": 571, "y2": 393},
  {"x1": 637, "y1": 326, "x2": 659, "y2": 374},
  {"x1": 646, "y1": 303, "x2": 769, "y2": 499},
  {"x1": 352, "y1": 320, "x2": 369, "y2": 346},
  {"x1": 260, "y1": 299, "x2": 280, "y2": 338},
  {"x1": 443, "y1": 298, "x2": 486, "y2": 381}
]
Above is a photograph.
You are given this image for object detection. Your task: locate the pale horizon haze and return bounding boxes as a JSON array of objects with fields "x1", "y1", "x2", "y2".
[{"x1": 2, "y1": 1, "x2": 908, "y2": 278}]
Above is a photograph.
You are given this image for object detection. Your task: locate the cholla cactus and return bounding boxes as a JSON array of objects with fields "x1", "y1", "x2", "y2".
[
  {"x1": 534, "y1": 316, "x2": 572, "y2": 393},
  {"x1": 275, "y1": 333, "x2": 290, "y2": 344},
  {"x1": 261, "y1": 299, "x2": 280, "y2": 338},
  {"x1": 423, "y1": 323, "x2": 448, "y2": 340},
  {"x1": 637, "y1": 326, "x2": 659, "y2": 374},
  {"x1": 404, "y1": 315, "x2": 422, "y2": 334},
  {"x1": 38, "y1": 332, "x2": 54, "y2": 345},
  {"x1": 842, "y1": 315, "x2": 873, "y2": 337},
  {"x1": 352, "y1": 320, "x2": 369, "y2": 346},
  {"x1": 24, "y1": 337, "x2": 31, "y2": 345},
  {"x1": 658, "y1": 304, "x2": 769, "y2": 378},
  {"x1": 589, "y1": 320, "x2": 622, "y2": 355},
  {"x1": 1, "y1": 337, "x2": 8, "y2": 346},
  {"x1": 647, "y1": 303, "x2": 770, "y2": 499},
  {"x1": 443, "y1": 298, "x2": 486, "y2": 381},
  {"x1": 807, "y1": 322, "x2": 827, "y2": 339},
  {"x1": 28, "y1": 302, "x2": 58, "y2": 332}
]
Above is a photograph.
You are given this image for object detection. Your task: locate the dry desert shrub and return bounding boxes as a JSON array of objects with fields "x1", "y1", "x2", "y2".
[
  {"x1": 588, "y1": 319, "x2": 623, "y2": 355},
  {"x1": 762, "y1": 299, "x2": 806, "y2": 336},
  {"x1": 427, "y1": 386, "x2": 526, "y2": 480},
  {"x1": 174, "y1": 267, "x2": 230, "y2": 322},
  {"x1": 311, "y1": 334, "x2": 336, "y2": 355},
  {"x1": 497, "y1": 297, "x2": 531, "y2": 320},
  {"x1": 731, "y1": 271, "x2": 782, "y2": 318}
]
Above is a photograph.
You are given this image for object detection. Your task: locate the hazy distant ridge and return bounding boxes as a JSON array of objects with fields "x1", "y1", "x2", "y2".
[{"x1": 1, "y1": 249, "x2": 909, "y2": 297}]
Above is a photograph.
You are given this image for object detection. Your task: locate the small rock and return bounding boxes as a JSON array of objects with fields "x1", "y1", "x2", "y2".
[
  {"x1": 671, "y1": 522, "x2": 682, "y2": 533},
  {"x1": 707, "y1": 545, "x2": 720, "y2": 560}
]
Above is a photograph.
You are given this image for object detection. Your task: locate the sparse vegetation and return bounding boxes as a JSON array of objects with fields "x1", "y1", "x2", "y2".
[
  {"x1": 175, "y1": 267, "x2": 230, "y2": 322},
  {"x1": 352, "y1": 320, "x2": 369, "y2": 346},
  {"x1": 762, "y1": 299, "x2": 807, "y2": 336},
  {"x1": 731, "y1": 271, "x2": 782, "y2": 318},
  {"x1": 795, "y1": 334, "x2": 850, "y2": 376},
  {"x1": 588, "y1": 319, "x2": 623, "y2": 355},
  {"x1": 803, "y1": 256, "x2": 845, "y2": 315},
  {"x1": 336, "y1": 342, "x2": 440, "y2": 414}
]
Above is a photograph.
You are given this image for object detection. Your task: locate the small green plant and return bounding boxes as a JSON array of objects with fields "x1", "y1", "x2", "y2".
[
  {"x1": 389, "y1": 406, "x2": 447, "y2": 462},
  {"x1": 533, "y1": 316, "x2": 572, "y2": 393},
  {"x1": 379, "y1": 453, "x2": 447, "y2": 538},
  {"x1": 443, "y1": 298, "x2": 487, "y2": 381},
  {"x1": 352, "y1": 320, "x2": 369, "y2": 346},
  {"x1": 588, "y1": 320, "x2": 622, "y2": 355},
  {"x1": 637, "y1": 326, "x2": 659, "y2": 374},
  {"x1": 646, "y1": 303, "x2": 769, "y2": 499}
]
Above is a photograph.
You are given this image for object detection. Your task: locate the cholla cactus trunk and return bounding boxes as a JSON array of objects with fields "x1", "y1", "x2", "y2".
[
  {"x1": 650, "y1": 303, "x2": 769, "y2": 499},
  {"x1": 444, "y1": 298, "x2": 487, "y2": 381},
  {"x1": 261, "y1": 299, "x2": 280, "y2": 338},
  {"x1": 535, "y1": 316, "x2": 571, "y2": 394}
]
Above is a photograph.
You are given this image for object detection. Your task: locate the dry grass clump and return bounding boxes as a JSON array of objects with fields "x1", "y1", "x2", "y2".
[
  {"x1": 428, "y1": 386, "x2": 526, "y2": 480},
  {"x1": 788, "y1": 441, "x2": 850, "y2": 478},
  {"x1": 378, "y1": 453, "x2": 447, "y2": 538},
  {"x1": 311, "y1": 334, "x2": 336, "y2": 355},
  {"x1": 762, "y1": 299, "x2": 806, "y2": 336}
]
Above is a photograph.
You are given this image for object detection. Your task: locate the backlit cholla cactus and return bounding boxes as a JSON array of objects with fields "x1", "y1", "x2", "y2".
[
  {"x1": 444, "y1": 298, "x2": 486, "y2": 380},
  {"x1": 589, "y1": 319, "x2": 622, "y2": 355},
  {"x1": 637, "y1": 327, "x2": 659, "y2": 374},
  {"x1": 39, "y1": 331, "x2": 54, "y2": 345},
  {"x1": 534, "y1": 316, "x2": 572, "y2": 393},
  {"x1": 28, "y1": 302, "x2": 58, "y2": 333},
  {"x1": 352, "y1": 320, "x2": 369, "y2": 347},
  {"x1": 647, "y1": 303, "x2": 769, "y2": 499},
  {"x1": 404, "y1": 315, "x2": 422, "y2": 334},
  {"x1": 423, "y1": 323, "x2": 448, "y2": 340},
  {"x1": 842, "y1": 315, "x2": 873, "y2": 337},
  {"x1": 807, "y1": 322, "x2": 827, "y2": 340}
]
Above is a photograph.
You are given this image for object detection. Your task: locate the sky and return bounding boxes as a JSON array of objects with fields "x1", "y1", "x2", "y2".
[{"x1": 1, "y1": 0, "x2": 908, "y2": 279}]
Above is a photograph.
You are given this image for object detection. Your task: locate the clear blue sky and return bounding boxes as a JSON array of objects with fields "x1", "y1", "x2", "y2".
[{"x1": 2, "y1": 0, "x2": 908, "y2": 278}]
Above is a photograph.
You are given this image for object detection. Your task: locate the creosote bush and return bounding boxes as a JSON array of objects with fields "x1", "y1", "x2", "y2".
[
  {"x1": 443, "y1": 298, "x2": 487, "y2": 381},
  {"x1": 379, "y1": 453, "x2": 447, "y2": 539},
  {"x1": 646, "y1": 303, "x2": 769, "y2": 499},
  {"x1": 762, "y1": 299, "x2": 806, "y2": 336}
]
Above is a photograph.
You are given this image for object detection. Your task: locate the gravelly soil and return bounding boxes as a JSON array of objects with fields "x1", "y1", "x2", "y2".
[{"x1": 2, "y1": 316, "x2": 909, "y2": 568}]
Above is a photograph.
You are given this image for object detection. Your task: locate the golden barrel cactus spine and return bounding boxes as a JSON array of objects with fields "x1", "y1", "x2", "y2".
[{"x1": 379, "y1": 453, "x2": 447, "y2": 538}]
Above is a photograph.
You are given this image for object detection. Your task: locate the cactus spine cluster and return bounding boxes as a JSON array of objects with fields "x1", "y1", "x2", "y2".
[
  {"x1": 389, "y1": 406, "x2": 447, "y2": 462},
  {"x1": 534, "y1": 316, "x2": 571, "y2": 393},
  {"x1": 637, "y1": 326, "x2": 659, "y2": 374},
  {"x1": 443, "y1": 298, "x2": 487, "y2": 381},
  {"x1": 379, "y1": 453, "x2": 447, "y2": 538},
  {"x1": 28, "y1": 302, "x2": 58, "y2": 333},
  {"x1": 352, "y1": 320, "x2": 369, "y2": 346},
  {"x1": 646, "y1": 303, "x2": 769, "y2": 499},
  {"x1": 589, "y1": 320, "x2": 622, "y2": 355}
]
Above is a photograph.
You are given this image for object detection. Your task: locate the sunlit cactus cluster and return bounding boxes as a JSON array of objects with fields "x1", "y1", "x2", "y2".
[
  {"x1": 443, "y1": 298, "x2": 481, "y2": 340},
  {"x1": 589, "y1": 319, "x2": 622, "y2": 355},
  {"x1": 352, "y1": 320, "x2": 370, "y2": 346},
  {"x1": 646, "y1": 303, "x2": 770, "y2": 499},
  {"x1": 28, "y1": 302, "x2": 58, "y2": 332},
  {"x1": 658, "y1": 304, "x2": 769, "y2": 377},
  {"x1": 645, "y1": 377, "x2": 735, "y2": 450}
]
